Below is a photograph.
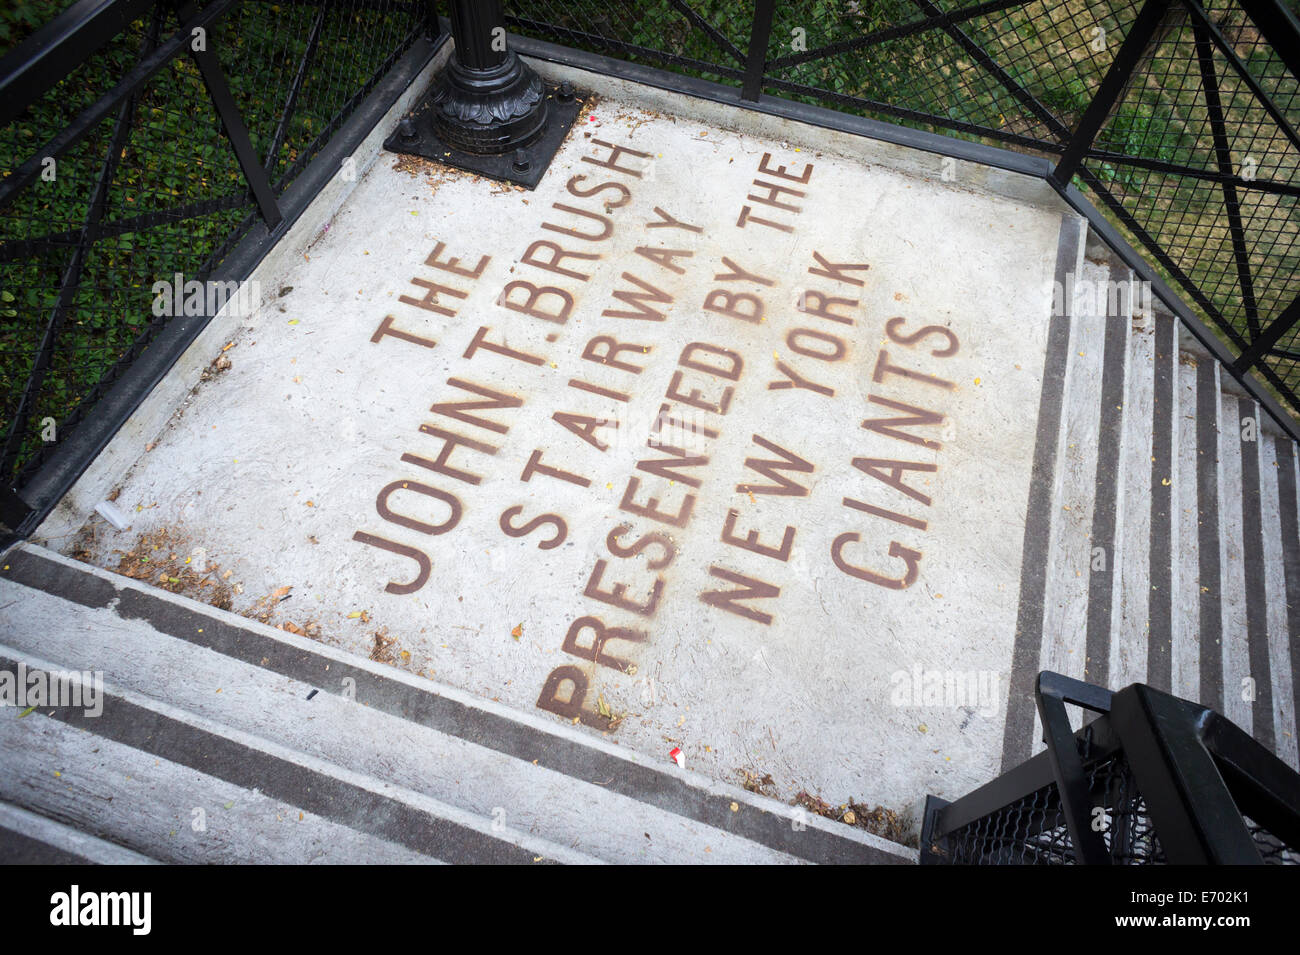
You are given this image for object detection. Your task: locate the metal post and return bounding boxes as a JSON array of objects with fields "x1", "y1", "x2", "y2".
[
  {"x1": 1052, "y1": 0, "x2": 1171, "y2": 186},
  {"x1": 429, "y1": 0, "x2": 547, "y2": 155},
  {"x1": 0, "y1": 484, "x2": 32, "y2": 531},
  {"x1": 1035, "y1": 672, "x2": 1114, "y2": 865},
  {"x1": 1232, "y1": 295, "x2": 1300, "y2": 374},
  {"x1": 741, "y1": 0, "x2": 776, "y2": 102}
]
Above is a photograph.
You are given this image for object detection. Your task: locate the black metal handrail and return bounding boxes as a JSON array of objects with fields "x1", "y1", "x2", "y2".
[
  {"x1": 0, "y1": 0, "x2": 438, "y2": 535},
  {"x1": 921, "y1": 672, "x2": 1300, "y2": 864}
]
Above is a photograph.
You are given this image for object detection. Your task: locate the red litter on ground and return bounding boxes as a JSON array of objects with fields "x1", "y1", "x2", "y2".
[{"x1": 669, "y1": 747, "x2": 684, "y2": 769}]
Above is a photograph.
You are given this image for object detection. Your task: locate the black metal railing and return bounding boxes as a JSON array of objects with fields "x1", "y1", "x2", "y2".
[
  {"x1": 0, "y1": 0, "x2": 439, "y2": 532},
  {"x1": 2, "y1": 1, "x2": 1298, "y2": 534},
  {"x1": 921, "y1": 672, "x2": 1300, "y2": 864},
  {"x1": 506, "y1": 0, "x2": 1300, "y2": 423}
]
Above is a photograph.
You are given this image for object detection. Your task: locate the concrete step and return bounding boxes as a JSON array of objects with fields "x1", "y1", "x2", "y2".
[
  {"x1": 1016, "y1": 241, "x2": 1300, "y2": 771},
  {"x1": 0, "y1": 545, "x2": 913, "y2": 864},
  {"x1": 1032, "y1": 255, "x2": 1132, "y2": 753},
  {"x1": 0, "y1": 801, "x2": 157, "y2": 865}
]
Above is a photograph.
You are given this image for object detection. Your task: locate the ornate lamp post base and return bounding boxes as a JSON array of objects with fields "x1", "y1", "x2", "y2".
[{"x1": 384, "y1": 2, "x2": 582, "y2": 189}]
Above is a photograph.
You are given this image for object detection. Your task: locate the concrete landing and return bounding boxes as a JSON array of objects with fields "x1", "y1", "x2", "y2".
[{"x1": 27, "y1": 85, "x2": 1089, "y2": 821}]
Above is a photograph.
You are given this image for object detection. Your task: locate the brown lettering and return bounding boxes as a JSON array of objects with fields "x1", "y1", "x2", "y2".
[
  {"x1": 521, "y1": 448, "x2": 591, "y2": 488},
  {"x1": 703, "y1": 288, "x2": 763, "y2": 324},
  {"x1": 808, "y1": 251, "x2": 869, "y2": 287},
  {"x1": 699, "y1": 566, "x2": 780, "y2": 625},
  {"x1": 498, "y1": 280, "x2": 574, "y2": 324},
  {"x1": 831, "y1": 534, "x2": 921, "y2": 590},
  {"x1": 872, "y1": 350, "x2": 955, "y2": 391},
  {"x1": 521, "y1": 239, "x2": 601, "y2": 281},
  {"x1": 738, "y1": 434, "x2": 813, "y2": 496},
  {"x1": 543, "y1": 202, "x2": 614, "y2": 242},
  {"x1": 583, "y1": 334, "x2": 650, "y2": 373},
  {"x1": 430, "y1": 378, "x2": 523, "y2": 434},
  {"x1": 884, "y1": 316, "x2": 960, "y2": 357},
  {"x1": 862, "y1": 394, "x2": 945, "y2": 449},
  {"x1": 399, "y1": 277, "x2": 467, "y2": 317},
  {"x1": 584, "y1": 559, "x2": 664, "y2": 617},
  {"x1": 769, "y1": 360, "x2": 833, "y2": 396},
  {"x1": 463, "y1": 326, "x2": 544, "y2": 366},
  {"x1": 581, "y1": 138, "x2": 653, "y2": 179},
  {"x1": 499, "y1": 505, "x2": 567, "y2": 549},
  {"x1": 371, "y1": 314, "x2": 436, "y2": 349},
  {"x1": 721, "y1": 509, "x2": 794, "y2": 562},
  {"x1": 560, "y1": 617, "x2": 646, "y2": 671},
  {"x1": 757, "y1": 151, "x2": 814, "y2": 183},
  {"x1": 424, "y1": 241, "x2": 489, "y2": 279},
  {"x1": 620, "y1": 476, "x2": 695, "y2": 528},
  {"x1": 603, "y1": 272, "x2": 673, "y2": 322},
  {"x1": 605, "y1": 523, "x2": 676, "y2": 570},
  {"x1": 553, "y1": 410, "x2": 618, "y2": 451},
  {"x1": 351, "y1": 531, "x2": 431, "y2": 595},
  {"x1": 376, "y1": 479, "x2": 462, "y2": 535},
  {"x1": 405, "y1": 434, "x2": 495, "y2": 486}
]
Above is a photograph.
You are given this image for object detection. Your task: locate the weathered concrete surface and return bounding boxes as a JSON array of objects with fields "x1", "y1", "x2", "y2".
[
  {"x1": 40, "y1": 94, "x2": 1069, "y2": 818},
  {"x1": 0, "y1": 545, "x2": 915, "y2": 863}
]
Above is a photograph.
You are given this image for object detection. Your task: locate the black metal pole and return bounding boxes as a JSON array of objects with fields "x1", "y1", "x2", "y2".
[
  {"x1": 741, "y1": 0, "x2": 776, "y2": 102},
  {"x1": 1052, "y1": 0, "x2": 1171, "y2": 186},
  {"x1": 430, "y1": 0, "x2": 547, "y2": 154},
  {"x1": 1232, "y1": 295, "x2": 1300, "y2": 374}
]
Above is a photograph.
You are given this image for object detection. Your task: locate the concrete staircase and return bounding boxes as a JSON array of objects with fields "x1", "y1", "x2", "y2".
[
  {"x1": 0, "y1": 545, "x2": 912, "y2": 864},
  {"x1": 1004, "y1": 222, "x2": 1300, "y2": 774}
]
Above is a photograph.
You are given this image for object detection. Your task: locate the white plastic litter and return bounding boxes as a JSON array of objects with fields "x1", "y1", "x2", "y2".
[{"x1": 94, "y1": 500, "x2": 129, "y2": 530}]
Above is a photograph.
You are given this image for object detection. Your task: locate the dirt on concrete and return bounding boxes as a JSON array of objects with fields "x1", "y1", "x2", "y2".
[{"x1": 795, "y1": 789, "x2": 914, "y2": 846}]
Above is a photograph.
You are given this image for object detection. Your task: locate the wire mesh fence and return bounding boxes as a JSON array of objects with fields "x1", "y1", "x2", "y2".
[
  {"x1": 0, "y1": 0, "x2": 425, "y2": 497},
  {"x1": 940, "y1": 740, "x2": 1300, "y2": 866},
  {"x1": 508, "y1": 0, "x2": 1300, "y2": 416},
  {"x1": 934, "y1": 749, "x2": 1300, "y2": 864},
  {"x1": 1079, "y1": 0, "x2": 1300, "y2": 400},
  {"x1": 2, "y1": 0, "x2": 1298, "y2": 510}
]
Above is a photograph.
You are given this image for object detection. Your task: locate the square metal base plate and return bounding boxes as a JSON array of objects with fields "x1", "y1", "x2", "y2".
[{"x1": 383, "y1": 86, "x2": 583, "y2": 190}]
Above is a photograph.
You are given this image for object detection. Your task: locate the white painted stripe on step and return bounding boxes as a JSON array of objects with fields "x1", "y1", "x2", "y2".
[
  {"x1": 1040, "y1": 297, "x2": 1108, "y2": 686},
  {"x1": 0, "y1": 585, "x2": 806, "y2": 864},
  {"x1": 1261, "y1": 433, "x2": 1298, "y2": 769},
  {"x1": 0, "y1": 713, "x2": 443, "y2": 865},
  {"x1": 1113, "y1": 297, "x2": 1154, "y2": 691},
  {"x1": 1146, "y1": 314, "x2": 1177, "y2": 691},
  {"x1": 1030, "y1": 265, "x2": 1104, "y2": 756},
  {"x1": 0, "y1": 642, "x2": 603, "y2": 865},
  {"x1": 1219, "y1": 396, "x2": 1251, "y2": 734},
  {"x1": 1292, "y1": 443, "x2": 1300, "y2": 757},
  {"x1": 3, "y1": 545, "x2": 913, "y2": 863},
  {"x1": 1195, "y1": 361, "x2": 1227, "y2": 711},
  {"x1": 0, "y1": 801, "x2": 158, "y2": 865},
  {"x1": 1083, "y1": 266, "x2": 1131, "y2": 690}
]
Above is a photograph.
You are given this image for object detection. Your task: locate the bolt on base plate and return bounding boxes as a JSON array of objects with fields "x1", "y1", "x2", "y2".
[{"x1": 383, "y1": 84, "x2": 584, "y2": 190}]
